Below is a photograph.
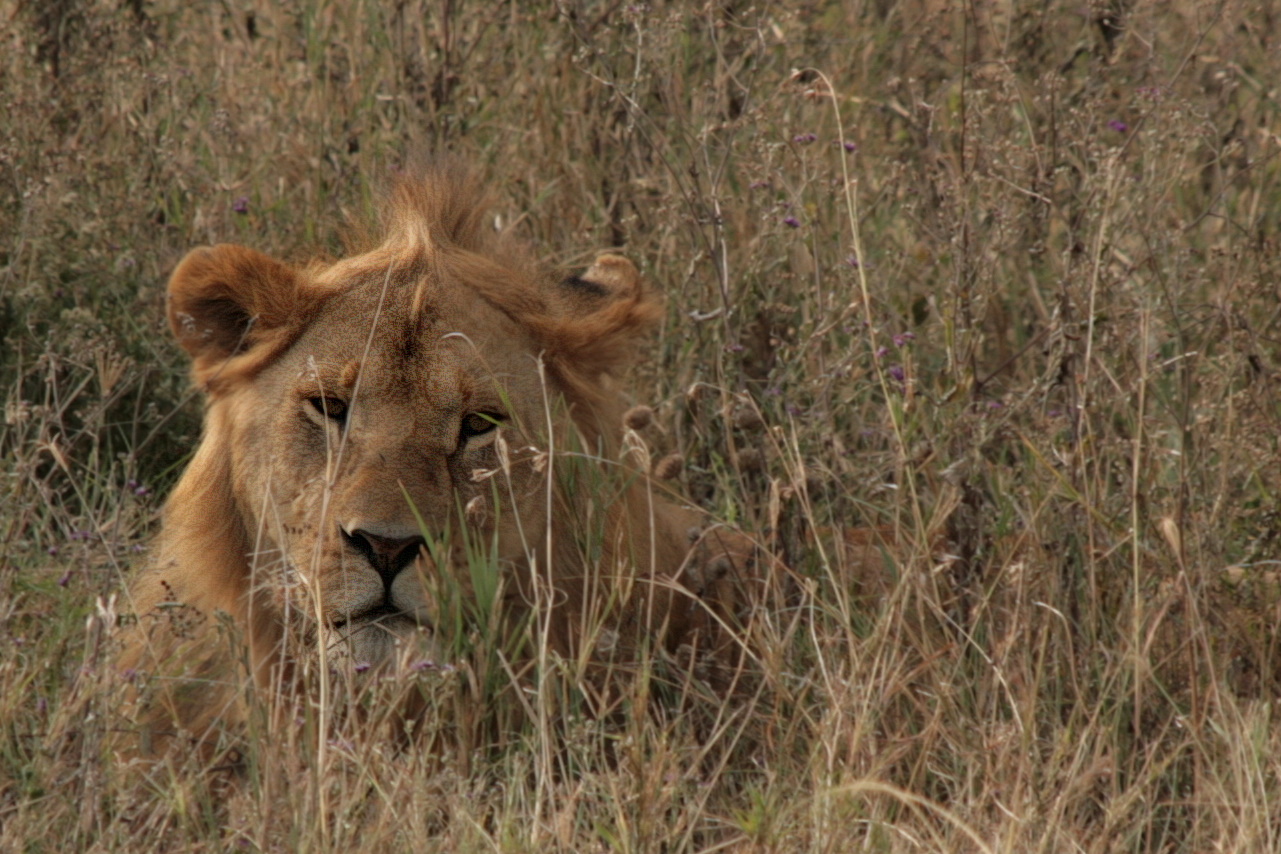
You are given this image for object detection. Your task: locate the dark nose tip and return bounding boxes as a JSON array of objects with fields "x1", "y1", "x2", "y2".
[{"x1": 342, "y1": 528, "x2": 426, "y2": 588}]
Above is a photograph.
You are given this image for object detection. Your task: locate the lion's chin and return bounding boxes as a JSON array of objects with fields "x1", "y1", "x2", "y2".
[{"x1": 322, "y1": 613, "x2": 438, "y2": 672}]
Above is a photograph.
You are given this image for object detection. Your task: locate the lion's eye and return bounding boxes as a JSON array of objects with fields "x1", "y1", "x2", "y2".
[
  {"x1": 308, "y1": 396, "x2": 348, "y2": 425},
  {"x1": 460, "y1": 411, "x2": 503, "y2": 442}
]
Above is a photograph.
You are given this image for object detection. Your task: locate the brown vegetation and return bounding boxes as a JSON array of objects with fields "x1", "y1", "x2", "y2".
[{"x1": 4, "y1": 1, "x2": 1281, "y2": 850}]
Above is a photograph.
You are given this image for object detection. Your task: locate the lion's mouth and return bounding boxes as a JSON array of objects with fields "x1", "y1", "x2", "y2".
[
  {"x1": 332, "y1": 604, "x2": 402, "y2": 631},
  {"x1": 328, "y1": 606, "x2": 433, "y2": 643},
  {"x1": 323, "y1": 606, "x2": 438, "y2": 671}
]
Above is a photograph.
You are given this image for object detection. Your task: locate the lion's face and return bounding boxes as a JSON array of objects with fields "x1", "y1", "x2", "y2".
[
  {"x1": 219, "y1": 271, "x2": 550, "y2": 667},
  {"x1": 161, "y1": 175, "x2": 659, "y2": 673},
  {"x1": 114, "y1": 169, "x2": 731, "y2": 758}
]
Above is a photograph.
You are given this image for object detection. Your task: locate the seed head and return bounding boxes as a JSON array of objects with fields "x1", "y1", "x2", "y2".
[
  {"x1": 736, "y1": 446, "x2": 764, "y2": 474},
  {"x1": 732, "y1": 407, "x2": 765, "y2": 431},
  {"x1": 653, "y1": 453, "x2": 684, "y2": 481},
  {"x1": 623, "y1": 405, "x2": 654, "y2": 430},
  {"x1": 465, "y1": 495, "x2": 489, "y2": 528}
]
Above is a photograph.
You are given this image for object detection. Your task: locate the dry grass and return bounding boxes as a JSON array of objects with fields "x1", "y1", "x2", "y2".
[{"x1": 5, "y1": 0, "x2": 1281, "y2": 850}]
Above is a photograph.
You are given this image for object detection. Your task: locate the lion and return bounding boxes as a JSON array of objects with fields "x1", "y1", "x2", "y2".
[{"x1": 114, "y1": 164, "x2": 763, "y2": 757}]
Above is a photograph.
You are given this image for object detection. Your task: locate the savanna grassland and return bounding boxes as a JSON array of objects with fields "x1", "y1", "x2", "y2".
[{"x1": 5, "y1": 1, "x2": 1281, "y2": 851}]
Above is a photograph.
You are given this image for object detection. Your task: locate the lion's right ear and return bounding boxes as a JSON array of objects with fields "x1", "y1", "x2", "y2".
[{"x1": 167, "y1": 244, "x2": 316, "y2": 383}]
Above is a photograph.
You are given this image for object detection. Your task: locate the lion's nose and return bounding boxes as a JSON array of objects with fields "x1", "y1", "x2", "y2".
[{"x1": 341, "y1": 527, "x2": 426, "y2": 589}]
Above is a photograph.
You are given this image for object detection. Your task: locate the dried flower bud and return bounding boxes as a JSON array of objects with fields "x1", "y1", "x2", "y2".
[
  {"x1": 708, "y1": 555, "x2": 733, "y2": 581},
  {"x1": 595, "y1": 628, "x2": 619, "y2": 656},
  {"x1": 685, "y1": 383, "x2": 712, "y2": 403},
  {"x1": 653, "y1": 453, "x2": 684, "y2": 481},
  {"x1": 623, "y1": 405, "x2": 654, "y2": 430},
  {"x1": 736, "y1": 446, "x2": 764, "y2": 474},
  {"x1": 732, "y1": 407, "x2": 765, "y2": 431}
]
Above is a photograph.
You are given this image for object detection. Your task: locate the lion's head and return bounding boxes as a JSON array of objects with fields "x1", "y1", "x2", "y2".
[{"x1": 117, "y1": 166, "x2": 741, "y2": 751}]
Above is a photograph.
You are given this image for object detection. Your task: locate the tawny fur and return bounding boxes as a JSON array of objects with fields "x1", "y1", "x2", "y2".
[{"x1": 115, "y1": 164, "x2": 748, "y2": 757}]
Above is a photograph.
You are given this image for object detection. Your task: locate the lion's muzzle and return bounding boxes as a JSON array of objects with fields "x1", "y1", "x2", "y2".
[{"x1": 327, "y1": 524, "x2": 429, "y2": 628}]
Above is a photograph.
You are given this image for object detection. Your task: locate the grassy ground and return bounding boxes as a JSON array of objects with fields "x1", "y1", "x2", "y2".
[{"x1": 4, "y1": 0, "x2": 1281, "y2": 850}]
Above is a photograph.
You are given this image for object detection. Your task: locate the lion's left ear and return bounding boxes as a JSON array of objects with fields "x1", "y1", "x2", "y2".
[{"x1": 542, "y1": 254, "x2": 662, "y2": 380}]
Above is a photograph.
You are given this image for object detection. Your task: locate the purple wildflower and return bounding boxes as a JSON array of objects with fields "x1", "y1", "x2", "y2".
[
  {"x1": 892, "y1": 332, "x2": 915, "y2": 347},
  {"x1": 792, "y1": 132, "x2": 818, "y2": 144},
  {"x1": 875, "y1": 346, "x2": 889, "y2": 359},
  {"x1": 888, "y1": 365, "x2": 906, "y2": 383},
  {"x1": 58, "y1": 571, "x2": 72, "y2": 588},
  {"x1": 782, "y1": 216, "x2": 801, "y2": 228},
  {"x1": 1107, "y1": 120, "x2": 1128, "y2": 133},
  {"x1": 354, "y1": 662, "x2": 371, "y2": 673},
  {"x1": 232, "y1": 196, "x2": 250, "y2": 215},
  {"x1": 840, "y1": 140, "x2": 857, "y2": 152}
]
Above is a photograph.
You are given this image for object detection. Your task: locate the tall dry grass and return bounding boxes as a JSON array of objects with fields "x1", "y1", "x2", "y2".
[{"x1": 4, "y1": 0, "x2": 1281, "y2": 850}]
